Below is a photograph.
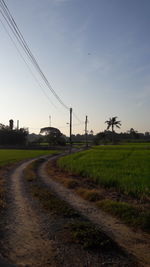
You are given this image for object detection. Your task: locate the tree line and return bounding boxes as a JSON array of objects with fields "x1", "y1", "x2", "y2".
[
  {"x1": 0, "y1": 123, "x2": 28, "y2": 145},
  {"x1": 1, "y1": 116, "x2": 150, "y2": 147}
]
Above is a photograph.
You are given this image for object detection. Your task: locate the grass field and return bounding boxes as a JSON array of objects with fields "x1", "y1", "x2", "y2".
[
  {"x1": 0, "y1": 149, "x2": 59, "y2": 167},
  {"x1": 58, "y1": 143, "x2": 150, "y2": 199}
]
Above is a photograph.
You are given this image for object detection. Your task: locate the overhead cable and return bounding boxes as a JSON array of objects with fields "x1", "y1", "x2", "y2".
[
  {"x1": 73, "y1": 111, "x2": 84, "y2": 125},
  {"x1": 0, "y1": 0, "x2": 69, "y2": 110},
  {"x1": 0, "y1": 16, "x2": 57, "y2": 109}
]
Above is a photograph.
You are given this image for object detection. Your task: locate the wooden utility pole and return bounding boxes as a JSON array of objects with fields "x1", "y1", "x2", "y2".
[
  {"x1": 69, "y1": 107, "x2": 72, "y2": 152},
  {"x1": 85, "y1": 115, "x2": 88, "y2": 147}
]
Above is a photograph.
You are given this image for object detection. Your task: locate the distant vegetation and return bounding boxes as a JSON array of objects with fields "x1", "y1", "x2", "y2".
[
  {"x1": 93, "y1": 129, "x2": 150, "y2": 145},
  {"x1": 58, "y1": 143, "x2": 150, "y2": 199},
  {"x1": 27, "y1": 116, "x2": 150, "y2": 147},
  {"x1": 28, "y1": 128, "x2": 150, "y2": 147},
  {"x1": 1, "y1": 117, "x2": 150, "y2": 147},
  {"x1": 0, "y1": 123, "x2": 28, "y2": 145},
  {"x1": 40, "y1": 127, "x2": 66, "y2": 146}
]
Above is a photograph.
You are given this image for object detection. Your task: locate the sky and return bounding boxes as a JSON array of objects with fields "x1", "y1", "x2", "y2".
[{"x1": 0, "y1": 0, "x2": 150, "y2": 135}]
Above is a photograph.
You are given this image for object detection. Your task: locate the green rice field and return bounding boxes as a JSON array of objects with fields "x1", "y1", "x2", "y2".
[
  {"x1": 0, "y1": 149, "x2": 58, "y2": 167},
  {"x1": 58, "y1": 144, "x2": 150, "y2": 198}
]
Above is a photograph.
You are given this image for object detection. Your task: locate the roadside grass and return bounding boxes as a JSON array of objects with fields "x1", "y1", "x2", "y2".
[
  {"x1": 0, "y1": 149, "x2": 59, "y2": 167},
  {"x1": 57, "y1": 143, "x2": 150, "y2": 199},
  {"x1": 31, "y1": 184, "x2": 79, "y2": 218},
  {"x1": 24, "y1": 158, "x2": 46, "y2": 182},
  {"x1": 96, "y1": 199, "x2": 150, "y2": 233}
]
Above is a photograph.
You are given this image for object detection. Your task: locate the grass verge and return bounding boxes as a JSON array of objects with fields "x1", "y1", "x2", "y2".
[{"x1": 97, "y1": 199, "x2": 150, "y2": 233}]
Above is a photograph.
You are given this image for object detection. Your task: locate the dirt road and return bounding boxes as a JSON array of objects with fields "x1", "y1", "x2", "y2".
[{"x1": 0, "y1": 155, "x2": 145, "y2": 266}]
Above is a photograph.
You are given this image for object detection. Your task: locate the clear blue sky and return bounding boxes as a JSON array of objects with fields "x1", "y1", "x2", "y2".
[{"x1": 0, "y1": 0, "x2": 150, "y2": 135}]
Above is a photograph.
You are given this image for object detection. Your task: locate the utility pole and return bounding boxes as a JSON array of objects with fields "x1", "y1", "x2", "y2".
[
  {"x1": 17, "y1": 120, "x2": 19, "y2": 130},
  {"x1": 49, "y1": 115, "x2": 51, "y2": 127},
  {"x1": 85, "y1": 115, "x2": 88, "y2": 147},
  {"x1": 69, "y1": 107, "x2": 72, "y2": 152}
]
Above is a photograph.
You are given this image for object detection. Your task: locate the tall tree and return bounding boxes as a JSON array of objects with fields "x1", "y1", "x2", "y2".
[
  {"x1": 40, "y1": 127, "x2": 66, "y2": 146},
  {"x1": 105, "y1": 116, "x2": 121, "y2": 132}
]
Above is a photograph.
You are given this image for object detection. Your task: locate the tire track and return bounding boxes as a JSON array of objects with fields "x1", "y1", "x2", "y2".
[{"x1": 3, "y1": 158, "x2": 58, "y2": 267}]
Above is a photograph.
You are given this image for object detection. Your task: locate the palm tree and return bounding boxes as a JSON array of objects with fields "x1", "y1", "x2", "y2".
[{"x1": 105, "y1": 116, "x2": 121, "y2": 133}]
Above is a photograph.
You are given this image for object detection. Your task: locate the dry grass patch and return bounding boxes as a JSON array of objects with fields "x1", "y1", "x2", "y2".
[
  {"x1": 46, "y1": 160, "x2": 80, "y2": 189},
  {"x1": 31, "y1": 184, "x2": 80, "y2": 218},
  {"x1": 62, "y1": 178, "x2": 79, "y2": 189},
  {"x1": 24, "y1": 162, "x2": 36, "y2": 182},
  {"x1": 76, "y1": 188, "x2": 103, "y2": 202},
  {"x1": 24, "y1": 158, "x2": 45, "y2": 182},
  {"x1": 0, "y1": 198, "x2": 5, "y2": 209}
]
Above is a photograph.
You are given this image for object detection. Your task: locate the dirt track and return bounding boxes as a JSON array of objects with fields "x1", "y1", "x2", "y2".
[
  {"x1": 0, "y1": 155, "x2": 148, "y2": 266},
  {"x1": 1, "y1": 159, "x2": 59, "y2": 267}
]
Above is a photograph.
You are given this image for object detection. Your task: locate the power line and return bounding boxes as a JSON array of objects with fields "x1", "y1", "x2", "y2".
[
  {"x1": 73, "y1": 111, "x2": 84, "y2": 124},
  {"x1": 0, "y1": 16, "x2": 57, "y2": 109},
  {"x1": 0, "y1": 0, "x2": 86, "y2": 130},
  {"x1": 0, "y1": 0, "x2": 69, "y2": 110}
]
